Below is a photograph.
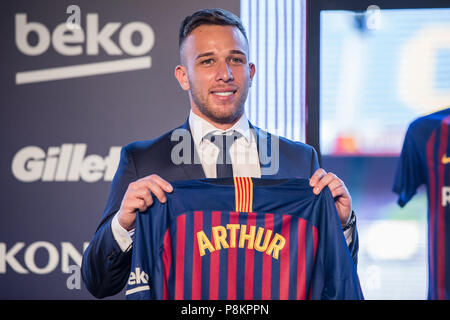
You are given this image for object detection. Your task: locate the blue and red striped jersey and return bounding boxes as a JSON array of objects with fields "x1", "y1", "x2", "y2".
[
  {"x1": 393, "y1": 108, "x2": 450, "y2": 300},
  {"x1": 126, "y1": 177, "x2": 363, "y2": 300}
]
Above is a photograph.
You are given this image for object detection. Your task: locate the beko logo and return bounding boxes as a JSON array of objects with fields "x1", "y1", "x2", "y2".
[
  {"x1": 15, "y1": 11, "x2": 155, "y2": 84},
  {"x1": 11, "y1": 144, "x2": 121, "y2": 182}
]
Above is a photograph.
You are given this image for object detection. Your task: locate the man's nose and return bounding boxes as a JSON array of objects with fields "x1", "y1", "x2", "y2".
[{"x1": 215, "y1": 62, "x2": 234, "y2": 82}]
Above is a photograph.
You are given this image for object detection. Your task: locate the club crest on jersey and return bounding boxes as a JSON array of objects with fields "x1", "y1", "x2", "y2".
[
  {"x1": 196, "y1": 224, "x2": 286, "y2": 260},
  {"x1": 442, "y1": 154, "x2": 450, "y2": 165}
]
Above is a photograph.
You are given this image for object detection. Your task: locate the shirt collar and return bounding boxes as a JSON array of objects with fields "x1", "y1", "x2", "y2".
[{"x1": 188, "y1": 109, "x2": 252, "y2": 146}]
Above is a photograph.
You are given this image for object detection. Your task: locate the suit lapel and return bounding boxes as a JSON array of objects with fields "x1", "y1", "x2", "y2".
[{"x1": 249, "y1": 122, "x2": 286, "y2": 179}]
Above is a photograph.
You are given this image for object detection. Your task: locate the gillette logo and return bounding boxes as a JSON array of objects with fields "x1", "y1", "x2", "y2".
[
  {"x1": 11, "y1": 144, "x2": 121, "y2": 182},
  {"x1": 15, "y1": 12, "x2": 154, "y2": 84}
]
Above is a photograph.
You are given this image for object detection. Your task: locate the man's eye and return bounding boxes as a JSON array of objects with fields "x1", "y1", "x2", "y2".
[
  {"x1": 231, "y1": 57, "x2": 244, "y2": 63},
  {"x1": 201, "y1": 59, "x2": 214, "y2": 65}
]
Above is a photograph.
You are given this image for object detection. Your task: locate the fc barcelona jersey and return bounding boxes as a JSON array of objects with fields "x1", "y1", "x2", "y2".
[
  {"x1": 125, "y1": 177, "x2": 363, "y2": 300},
  {"x1": 393, "y1": 108, "x2": 450, "y2": 300}
]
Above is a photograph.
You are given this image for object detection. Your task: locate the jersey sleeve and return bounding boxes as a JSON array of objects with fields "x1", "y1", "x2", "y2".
[
  {"x1": 310, "y1": 188, "x2": 364, "y2": 300},
  {"x1": 125, "y1": 207, "x2": 156, "y2": 299},
  {"x1": 392, "y1": 123, "x2": 426, "y2": 207},
  {"x1": 125, "y1": 198, "x2": 171, "y2": 300}
]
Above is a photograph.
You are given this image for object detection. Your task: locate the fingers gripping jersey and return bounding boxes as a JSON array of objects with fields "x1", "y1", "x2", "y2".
[
  {"x1": 393, "y1": 108, "x2": 450, "y2": 300},
  {"x1": 126, "y1": 177, "x2": 363, "y2": 300}
]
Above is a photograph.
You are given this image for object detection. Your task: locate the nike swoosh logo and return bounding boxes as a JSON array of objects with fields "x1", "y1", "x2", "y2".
[{"x1": 442, "y1": 155, "x2": 450, "y2": 165}]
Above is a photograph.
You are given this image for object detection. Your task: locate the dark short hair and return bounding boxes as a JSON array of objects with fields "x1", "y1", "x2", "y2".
[{"x1": 178, "y1": 8, "x2": 248, "y2": 49}]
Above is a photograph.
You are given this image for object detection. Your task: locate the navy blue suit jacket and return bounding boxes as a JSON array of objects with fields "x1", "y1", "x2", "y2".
[{"x1": 81, "y1": 120, "x2": 358, "y2": 298}]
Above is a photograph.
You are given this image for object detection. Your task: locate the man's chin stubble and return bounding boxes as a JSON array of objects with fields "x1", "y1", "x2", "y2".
[{"x1": 199, "y1": 106, "x2": 244, "y2": 125}]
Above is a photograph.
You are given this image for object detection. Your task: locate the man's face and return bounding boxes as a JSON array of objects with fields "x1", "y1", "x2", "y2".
[{"x1": 176, "y1": 25, "x2": 255, "y2": 126}]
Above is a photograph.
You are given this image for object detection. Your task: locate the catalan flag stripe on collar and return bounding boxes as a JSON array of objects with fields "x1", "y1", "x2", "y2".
[{"x1": 233, "y1": 177, "x2": 253, "y2": 212}]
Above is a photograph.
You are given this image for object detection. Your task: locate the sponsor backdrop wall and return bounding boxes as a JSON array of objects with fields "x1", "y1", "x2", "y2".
[{"x1": 0, "y1": 0, "x2": 239, "y2": 299}]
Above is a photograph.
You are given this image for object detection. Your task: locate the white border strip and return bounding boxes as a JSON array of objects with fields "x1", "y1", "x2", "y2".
[
  {"x1": 15, "y1": 56, "x2": 151, "y2": 85},
  {"x1": 125, "y1": 285, "x2": 150, "y2": 295}
]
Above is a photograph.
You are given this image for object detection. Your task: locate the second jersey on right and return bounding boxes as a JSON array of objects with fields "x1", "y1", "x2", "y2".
[{"x1": 393, "y1": 107, "x2": 450, "y2": 300}]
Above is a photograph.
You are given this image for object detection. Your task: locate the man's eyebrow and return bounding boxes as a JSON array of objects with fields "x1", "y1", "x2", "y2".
[
  {"x1": 195, "y1": 50, "x2": 247, "y2": 61},
  {"x1": 195, "y1": 52, "x2": 215, "y2": 60},
  {"x1": 229, "y1": 49, "x2": 246, "y2": 56}
]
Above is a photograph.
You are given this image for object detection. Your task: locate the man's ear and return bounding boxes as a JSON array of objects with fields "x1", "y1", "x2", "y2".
[
  {"x1": 174, "y1": 65, "x2": 190, "y2": 91},
  {"x1": 249, "y1": 62, "x2": 256, "y2": 87}
]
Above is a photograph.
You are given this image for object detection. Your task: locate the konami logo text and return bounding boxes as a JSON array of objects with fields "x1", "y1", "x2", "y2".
[
  {"x1": 15, "y1": 13, "x2": 154, "y2": 84},
  {"x1": 0, "y1": 241, "x2": 89, "y2": 274},
  {"x1": 11, "y1": 144, "x2": 121, "y2": 182}
]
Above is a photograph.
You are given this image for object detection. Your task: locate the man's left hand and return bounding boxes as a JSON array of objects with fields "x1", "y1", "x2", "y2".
[{"x1": 309, "y1": 168, "x2": 352, "y2": 227}]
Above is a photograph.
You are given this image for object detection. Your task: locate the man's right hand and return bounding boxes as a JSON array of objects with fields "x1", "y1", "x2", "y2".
[{"x1": 117, "y1": 174, "x2": 173, "y2": 231}]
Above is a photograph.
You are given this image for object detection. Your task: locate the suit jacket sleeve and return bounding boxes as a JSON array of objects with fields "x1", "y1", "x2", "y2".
[
  {"x1": 347, "y1": 219, "x2": 359, "y2": 267},
  {"x1": 81, "y1": 145, "x2": 137, "y2": 298}
]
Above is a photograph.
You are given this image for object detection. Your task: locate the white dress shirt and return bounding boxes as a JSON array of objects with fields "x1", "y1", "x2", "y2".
[
  {"x1": 188, "y1": 110, "x2": 261, "y2": 178},
  {"x1": 111, "y1": 111, "x2": 353, "y2": 251}
]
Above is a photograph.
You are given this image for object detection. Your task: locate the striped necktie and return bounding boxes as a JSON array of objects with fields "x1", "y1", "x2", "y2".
[{"x1": 205, "y1": 131, "x2": 242, "y2": 178}]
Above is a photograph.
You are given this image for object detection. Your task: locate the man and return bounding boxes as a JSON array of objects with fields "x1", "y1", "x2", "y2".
[{"x1": 81, "y1": 8, "x2": 358, "y2": 299}]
